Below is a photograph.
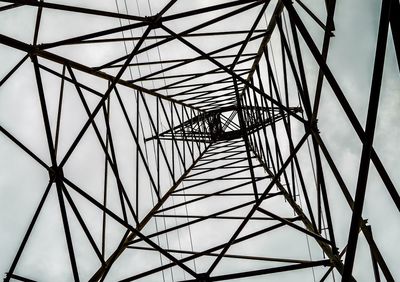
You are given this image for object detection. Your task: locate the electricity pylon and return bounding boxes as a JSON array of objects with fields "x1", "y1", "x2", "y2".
[{"x1": 1, "y1": 0, "x2": 399, "y2": 281}]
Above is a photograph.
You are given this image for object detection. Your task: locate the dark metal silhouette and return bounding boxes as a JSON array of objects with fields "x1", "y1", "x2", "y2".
[{"x1": 1, "y1": 0, "x2": 399, "y2": 281}]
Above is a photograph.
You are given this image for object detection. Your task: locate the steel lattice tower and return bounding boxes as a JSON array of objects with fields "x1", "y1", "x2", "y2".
[{"x1": 1, "y1": 0, "x2": 399, "y2": 281}]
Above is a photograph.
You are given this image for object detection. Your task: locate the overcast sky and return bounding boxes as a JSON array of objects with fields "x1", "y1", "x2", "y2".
[{"x1": 0, "y1": 0, "x2": 399, "y2": 281}]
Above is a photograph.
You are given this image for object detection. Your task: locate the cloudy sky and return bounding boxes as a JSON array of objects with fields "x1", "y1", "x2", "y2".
[{"x1": 0, "y1": 0, "x2": 399, "y2": 281}]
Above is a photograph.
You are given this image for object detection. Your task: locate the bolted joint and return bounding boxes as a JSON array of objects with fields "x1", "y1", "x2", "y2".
[
  {"x1": 197, "y1": 273, "x2": 211, "y2": 282},
  {"x1": 48, "y1": 166, "x2": 64, "y2": 183},
  {"x1": 308, "y1": 118, "x2": 320, "y2": 134},
  {"x1": 329, "y1": 253, "x2": 343, "y2": 267},
  {"x1": 146, "y1": 14, "x2": 162, "y2": 29},
  {"x1": 292, "y1": 107, "x2": 303, "y2": 113},
  {"x1": 28, "y1": 46, "x2": 39, "y2": 62},
  {"x1": 206, "y1": 113, "x2": 223, "y2": 142},
  {"x1": 331, "y1": 246, "x2": 340, "y2": 256}
]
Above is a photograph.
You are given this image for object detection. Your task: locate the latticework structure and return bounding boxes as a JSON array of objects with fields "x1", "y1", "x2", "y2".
[{"x1": 1, "y1": 0, "x2": 399, "y2": 281}]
